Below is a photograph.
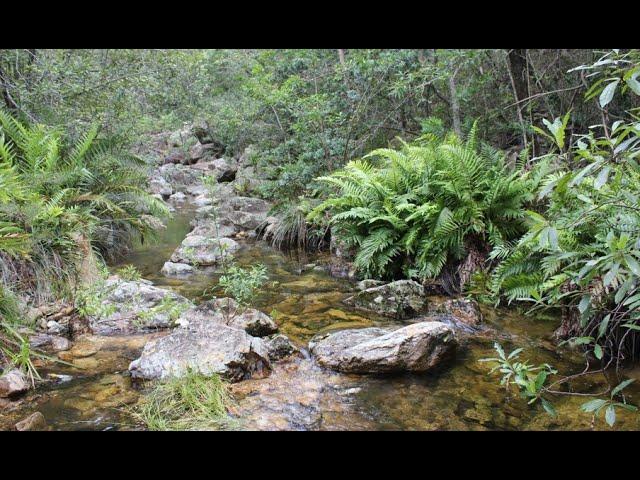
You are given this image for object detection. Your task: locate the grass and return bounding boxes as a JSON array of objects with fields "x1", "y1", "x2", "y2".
[{"x1": 131, "y1": 369, "x2": 235, "y2": 431}]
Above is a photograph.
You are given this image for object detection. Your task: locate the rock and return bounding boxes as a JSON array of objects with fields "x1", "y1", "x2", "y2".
[
  {"x1": 309, "y1": 322, "x2": 457, "y2": 374},
  {"x1": 266, "y1": 334, "x2": 299, "y2": 361},
  {"x1": 46, "y1": 320, "x2": 67, "y2": 335},
  {"x1": 170, "y1": 235, "x2": 239, "y2": 266},
  {"x1": 149, "y1": 176, "x2": 173, "y2": 199},
  {"x1": 14, "y1": 412, "x2": 46, "y2": 431},
  {"x1": 191, "y1": 195, "x2": 212, "y2": 207},
  {"x1": 129, "y1": 321, "x2": 271, "y2": 382},
  {"x1": 189, "y1": 143, "x2": 221, "y2": 162},
  {"x1": 88, "y1": 277, "x2": 191, "y2": 335},
  {"x1": 357, "y1": 279, "x2": 386, "y2": 291},
  {"x1": 29, "y1": 334, "x2": 71, "y2": 352},
  {"x1": 161, "y1": 261, "x2": 195, "y2": 277},
  {"x1": 169, "y1": 191, "x2": 187, "y2": 203},
  {"x1": 431, "y1": 298, "x2": 483, "y2": 326},
  {"x1": 163, "y1": 149, "x2": 188, "y2": 165},
  {"x1": 344, "y1": 279, "x2": 427, "y2": 319},
  {"x1": 233, "y1": 166, "x2": 266, "y2": 194},
  {"x1": 0, "y1": 369, "x2": 29, "y2": 398},
  {"x1": 180, "y1": 297, "x2": 278, "y2": 337}
]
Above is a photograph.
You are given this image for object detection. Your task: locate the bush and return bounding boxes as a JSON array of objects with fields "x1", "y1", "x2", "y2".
[{"x1": 310, "y1": 122, "x2": 544, "y2": 290}]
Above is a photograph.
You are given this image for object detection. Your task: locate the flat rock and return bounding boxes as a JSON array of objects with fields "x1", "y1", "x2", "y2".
[{"x1": 309, "y1": 322, "x2": 457, "y2": 374}]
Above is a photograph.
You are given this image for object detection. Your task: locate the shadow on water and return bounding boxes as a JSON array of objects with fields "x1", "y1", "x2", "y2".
[{"x1": 4, "y1": 207, "x2": 639, "y2": 430}]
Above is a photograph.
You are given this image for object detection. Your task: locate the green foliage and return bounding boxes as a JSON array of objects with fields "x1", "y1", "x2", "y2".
[
  {"x1": 261, "y1": 198, "x2": 328, "y2": 251},
  {"x1": 491, "y1": 50, "x2": 640, "y2": 362},
  {"x1": 132, "y1": 369, "x2": 233, "y2": 431},
  {"x1": 310, "y1": 123, "x2": 542, "y2": 285},
  {"x1": 581, "y1": 379, "x2": 638, "y2": 427},
  {"x1": 0, "y1": 109, "x2": 168, "y2": 301},
  {"x1": 218, "y1": 264, "x2": 268, "y2": 308},
  {"x1": 479, "y1": 342, "x2": 558, "y2": 416},
  {"x1": 116, "y1": 264, "x2": 141, "y2": 281}
]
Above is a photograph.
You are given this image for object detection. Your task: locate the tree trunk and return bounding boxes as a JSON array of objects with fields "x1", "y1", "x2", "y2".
[
  {"x1": 506, "y1": 49, "x2": 530, "y2": 148},
  {"x1": 337, "y1": 49, "x2": 346, "y2": 66},
  {"x1": 449, "y1": 67, "x2": 462, "y2": 136}
]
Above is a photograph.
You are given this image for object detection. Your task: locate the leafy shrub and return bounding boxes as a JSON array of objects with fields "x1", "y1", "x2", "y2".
[
  {"x1": 490, "y1": 50, "x2": 640, "y2": 361},
  {"x1": 310, "y1": 123, "x2": 543, "y2": 290}
]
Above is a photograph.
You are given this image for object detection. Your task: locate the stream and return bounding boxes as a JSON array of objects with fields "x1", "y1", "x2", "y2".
[{"x1": 2, "y1": 207, "x2": 640, "y2": 430}]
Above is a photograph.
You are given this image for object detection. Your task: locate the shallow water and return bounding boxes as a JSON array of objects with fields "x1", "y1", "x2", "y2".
[{"x1": 3, "y1": 208, "x2": 640, "y2": 430}]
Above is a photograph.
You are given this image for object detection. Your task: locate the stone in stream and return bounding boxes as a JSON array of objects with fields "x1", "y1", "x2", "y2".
[
  {"x1": 29, "y1": 333, "x2": 71, "y2": 352},
  {"x1": 88, "y1": 277, "x2": 192, "y2": 335},
  {"x1": 265, "y1": 334, "x2": 299, "y2": 361},
  {"x1": 160, "y1": 261, "x2": 195, "y2": 277},
  {"x1": 14, "y1": 411, "x2": 47, "y2": 431},
  {"x1": 309, "y1": 322, "x2": 457, "y2": 374},
  {"x1": 169, "y1": 235, "x2": 239, "y2": 266},
  {"x1": 128, "y1": 320, "x2": 271, "y2": 382},
  {"x1": 0, "y1": 369, "x2": 29, "y2": 398},
  {"x1": 430, "y1": 297, "x2": 483, "y2": 327},
  {"x1": 179, "y1": 297, "x2": 278, "y2": 338},
  {"x1": 343, "y1": 279, "x2": 427, "y2": 319}
]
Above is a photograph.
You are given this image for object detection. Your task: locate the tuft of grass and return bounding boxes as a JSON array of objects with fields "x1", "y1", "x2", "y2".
[
  {"x1": 116, "y1": 264, "x2": 142, "y2": 281},
  {"x1": 131, "y1": 370, "x2": 234, "y2": 431}
]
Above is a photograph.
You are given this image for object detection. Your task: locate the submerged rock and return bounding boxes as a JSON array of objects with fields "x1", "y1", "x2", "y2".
[
  {"x1": 344, "y1": 279, "x2": 427, "y2": 319},
  {"x1": 0, "y1": 369, "x2": 29, "y2": 398},
  {"x1": 89, "y1": 278, "x2": 191, "y2": 335},
  {"x1": 128, "y1": 321, "x2": 271, "y2": 382},
  {"x1": 309, "y1": 322, "x2": 457, "y2": 374}
]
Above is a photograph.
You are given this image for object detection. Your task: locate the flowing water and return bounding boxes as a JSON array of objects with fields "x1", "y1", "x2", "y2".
[{"x1": 3, "y1": 208, "x2": 640, "y2": 430}]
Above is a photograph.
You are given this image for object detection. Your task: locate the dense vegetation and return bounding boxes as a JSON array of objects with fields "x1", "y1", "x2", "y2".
[{"x1": 1, "y1": 48, "x2": 640, "y2": 427}]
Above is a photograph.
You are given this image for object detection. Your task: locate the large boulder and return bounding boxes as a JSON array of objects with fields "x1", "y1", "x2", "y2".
[
  {"x1": 88, "y1": 277, "x2": 191, "y2": 335},
  {"x1": 309, "y1": 322, "x2": 457, "y2": 374},
  {"x1": 344, "y1": 280, "x2": 427, "y2": 319},
  {"x1": 128, "y1": 321, "x2": 271, "y2": 382},
  {"x1": 180, "y1": 297, "x2": 278, "y2": 337},
  {"x1": 0, "y1": 369, "x2": 29, "y2": 398},
  {"x1": 169, "y1": 235, "x2": 239, "y2": 266}
]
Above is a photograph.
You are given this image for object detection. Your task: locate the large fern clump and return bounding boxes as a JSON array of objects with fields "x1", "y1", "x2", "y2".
[
  {"x1": 309, "y1": 122, "x2": 543, "y2": 290},
  {"x1": 0, "y1": 109, "x2": 168, "y2": 302}
]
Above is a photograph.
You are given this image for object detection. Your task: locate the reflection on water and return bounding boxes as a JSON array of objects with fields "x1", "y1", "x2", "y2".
[{"x1": 4, "y1": 208, "x2": 639, "y2": 430}]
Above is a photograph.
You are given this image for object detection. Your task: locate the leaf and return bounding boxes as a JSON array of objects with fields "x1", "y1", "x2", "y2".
[
  {"x1": 625, "y1": 255, "x2": 640, "y2": 276},
  {"x1": 541, "y1": 398, "x2": 557, "y2": 417},
  {"x1": 594, "y1": 344, "x2": 603, "y2": 360},
  {"x1": 581, "y1": 398, "x2": 607, "y2": 413},
  {"x1": 611, "y1": 379, "x2": 634, "y2": 397},
  {"x1": 578, "y1": 294, "x2": 591, "y2": 314},
  {"x1": 605, "y1": 405, "x2": 616, "y2": 427},
  {"x1": 599, "y1": 79, "x2": 620, "y2": 108},
  {"x1": 626, "y1": 71, "x2": 640, "y2": 96},
  {"x1": 594, "y1": 166, "x2": 611, "y2": 190}
]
